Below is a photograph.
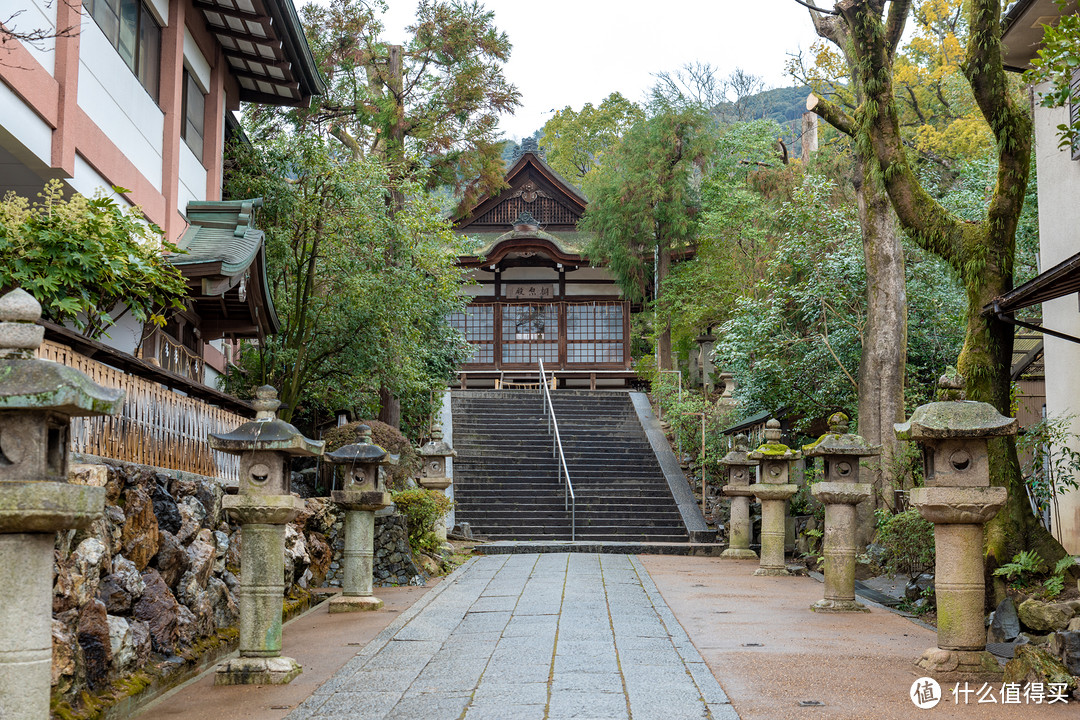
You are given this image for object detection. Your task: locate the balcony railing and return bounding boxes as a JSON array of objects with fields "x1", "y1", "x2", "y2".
[
  {"x1": 143, "y1": 330, "x2": 205, "y2": 382},
  {"x1": 36, "y1": 340, "x2": 248, "y2": 485}
]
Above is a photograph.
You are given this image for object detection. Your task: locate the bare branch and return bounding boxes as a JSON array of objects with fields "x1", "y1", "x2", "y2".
[{"x1": 792, "y1": 0, "x2": 839, "y2": 15}]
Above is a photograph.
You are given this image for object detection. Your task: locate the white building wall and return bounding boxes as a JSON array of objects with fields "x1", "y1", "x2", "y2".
[
  {"x1": 0, "y1": 81, "x2": 53, "y2": 169},
  {"x1": 70, "y1": 154, "x2": 128, "y2": 204},
  {"x1": 178, "y1": 143, "x2": 206, "y2": 215},
  {"x1": 1033, "y1": 84, "x2": 1080, "y2": 553},
  {"x1": 77, "y1": 17, "x2": 165, "y2": 193},
  {"x1": 8, "y1": 0, "x2": 56, "y2": 75}
]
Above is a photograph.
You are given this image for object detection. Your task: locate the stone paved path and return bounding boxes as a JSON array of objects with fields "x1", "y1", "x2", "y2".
[{"x1": 287, "y1": 553, "x2": 738, "y2": 720}]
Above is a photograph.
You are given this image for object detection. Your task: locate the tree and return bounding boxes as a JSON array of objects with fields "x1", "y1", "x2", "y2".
[
  {"x1": 222, "y1": 135, "x2": 471, "y2": 432},
  {"x1": 0, "y1": 180, "x2": 186, "y2": 340},
  {"x1": 794, "y1": 5, "x2": 909, "y2": 544},
  {"x1": 294, "y1": 0, "x2": 520, "y2": 214},
  {"x1": 813, "y1": 0, "x2": 1069, "y2": 581},
  {"x1": 540, "y1": 92, "x2": 643, "y2": 181},
  {"x1": 581, "y1": 105, "x2": 715, "y2": 370}
]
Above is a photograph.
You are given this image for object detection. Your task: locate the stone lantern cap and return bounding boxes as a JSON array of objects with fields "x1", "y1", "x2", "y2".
[
  {"x1": 418, "y1": 426, "x2": 457, "y2": 459},
  {"x1": 323, "y1": 425, "x2": 389, "y2": 466},
  {"x1": 719, "y1": 434, "x2": 757, "y2": 468},
  {"x1": 209, "y1": 386, "x2": 323, "y2": 456},
  {"x1": 894, "y1": 401, "x2": 1017, "y2": 442},
  {"x1": 805, "y1": 412, "x2": 881, "y2": 458},
  {"x1": 749, "y1": 419, "x2": 801, "y2": 461},
  {"x1": 0, "y1": 288, "x2": 123, "y2": 417}
]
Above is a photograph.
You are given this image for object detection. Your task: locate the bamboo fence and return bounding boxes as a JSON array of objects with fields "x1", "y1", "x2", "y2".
[{"x1": 35, "y1": 340, "x2": 246, "y2": 484}]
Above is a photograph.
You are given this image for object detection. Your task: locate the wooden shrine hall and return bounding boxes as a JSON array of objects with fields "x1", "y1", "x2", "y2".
[{"x1": 451, "y1": 141, "x2": 634, "y2": 389}]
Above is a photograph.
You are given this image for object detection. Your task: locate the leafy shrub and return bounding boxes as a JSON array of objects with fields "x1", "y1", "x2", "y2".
[
  {"x1": 875, "y1": 508, "x2": 935, "y2": 578},
  {"x1": 392, "y1": 488, "x2": 453, "y2": 555},
  {"x1": 0, "y1": 180, "x2": 186, "y2": 338},
  {"x1": 324, "y1": 420, "x2": 420, "y2": 490},
  {"x1": 993, "y1": 549, "x2": 1045, "y2": 588}
]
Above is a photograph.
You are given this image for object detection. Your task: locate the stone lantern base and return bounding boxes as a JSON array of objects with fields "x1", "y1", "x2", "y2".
[
  {"x1": 915, "y1": 648, "x2": 1002, "y2": 683},
  {"x1": 329, "y1": 594, "x2": 384, "y2": 613},
  {"x1": 214, "y1": 656, "x2": 302, "y2": 686},
  {"x1": 810, "y1": 598, "x2": 868, "y2": 613},
  {"x1": 720, "y1": 485, "x2": 757, "y2": 560}
]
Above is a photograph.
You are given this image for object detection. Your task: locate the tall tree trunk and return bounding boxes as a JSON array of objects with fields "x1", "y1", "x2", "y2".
[
  {"x1": 833, "y1": 0, "x2": 1070, "y2": 592},
  {"x1": 853, "y1": 158, "x2": 907, "y2": 548},
  {"x1": 657, "y1": 244, "x2": 673, "y2": 370},
  {"x1": 804, "y1": 11, "x2": 909, "y2": 548},
  {"x1": 378, "y1": 44, "x2": 405, "y2": 428}
]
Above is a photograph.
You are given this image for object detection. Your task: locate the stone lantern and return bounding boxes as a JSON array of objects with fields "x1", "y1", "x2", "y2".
[
  {"x1": 417, "y1": 425, "x2": 456, "y2": 542},
  {"x1": 719, "y1": 434, "x2": 758, "y2": 559},
  {"x1": 748, "y1": 419, "x2": 800, "y2": 576},
  {"x1": 895, "y1": 375, "x2": 1014, "y2": 682},
  {"x1": 805, "y1": 412, "x2": 878, "y2": 612},
  {"x1": 0, "y1": 288, "x2": 123, "y2": 720},
  {"x1": 324, "y1": 425, "x2": 392, "y2": 612},
  {"x1": 210, "y1": 386, "x2": 323, "y2": 685}
]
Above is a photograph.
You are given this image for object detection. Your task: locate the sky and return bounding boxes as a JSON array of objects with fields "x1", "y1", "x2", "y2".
[{"x1": 328, "y1": 0, "x2": 823, "y2": 140}]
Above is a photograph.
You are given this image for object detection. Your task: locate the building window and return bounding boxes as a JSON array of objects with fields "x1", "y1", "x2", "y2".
[
  {"x1": 181, "y1": 69, "x2": 206, "y2": 159},
  {"x1": 84, "y1": 0, "x2": 161, "y2": 100}
]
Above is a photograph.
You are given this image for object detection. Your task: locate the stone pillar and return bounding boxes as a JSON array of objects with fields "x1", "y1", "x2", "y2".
[
  {"x1": 343, "y1": 509, "x2": 376, "y2": 598},
  {"x1": 719, "y1": 434, "x2": 758, "y2": 559},
  {"x1": 749, "y1": 419, "x2": 799, "y2": 576},
  {"x1": 896, "y1": 373, "x2": 1015, "y2": 682},
  {"x1": 806, "y1": 412, "x2": 877, "y2": 612},
  {"x1": 325, "y1": 425, "x2": 392, "y2": 612},
  {"x1": 417, "y1": 426, "x2": 456, "y2": 544},
  {"x1": 0, "y1": 289, "x2": 123, "y2": 719},
  {"x1": 697, "y1": 335, "x2": 716, "y2": 394},
  {"x1": 210, "y1": 386, "x2": 323, "y2": 685}
]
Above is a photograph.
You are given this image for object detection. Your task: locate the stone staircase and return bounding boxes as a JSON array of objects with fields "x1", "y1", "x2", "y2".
[{"x1": 451, "y1": 390, "x2": 690, "y2": 542}]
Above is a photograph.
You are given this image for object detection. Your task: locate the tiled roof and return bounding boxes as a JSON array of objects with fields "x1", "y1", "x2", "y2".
[{"x1": 171, "y1": 199, "x2": 264, "y2": 276}]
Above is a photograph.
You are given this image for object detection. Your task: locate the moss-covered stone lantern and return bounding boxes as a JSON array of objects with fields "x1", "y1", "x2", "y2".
[
  {"x1": 719, "y1": 434, "x2": 758, "y2": 560},
  {"x1": 324, "y1": 425, "x2": 392, "y2": 612},
  {"x1": 748, "y1": 419, "x2": 800, "y2": 576},
  {"x1": 805, "y1": 412, "x2": 877, "y2": 612},
  {"x1": 0, "y1": 288, "x2": 123, "y2": 720},
  {"x1": 210, "y1": 385, "x2": 323, "y2": 685},
  {"x1": 895, "y1": 375, "x2": 1015, "y2": 682},
  {"x1": 417, "y1": 425, "x2": 456, "y2": 542}
]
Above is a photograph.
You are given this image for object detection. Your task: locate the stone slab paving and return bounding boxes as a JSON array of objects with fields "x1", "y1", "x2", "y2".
[{"x1": 287, "y1": 553, "x2": 738, "y2": 720}]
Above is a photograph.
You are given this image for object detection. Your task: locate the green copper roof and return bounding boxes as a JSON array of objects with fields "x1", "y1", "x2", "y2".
[{"x1": 171, "y1": 199, "x2": 264, "y2": 277}]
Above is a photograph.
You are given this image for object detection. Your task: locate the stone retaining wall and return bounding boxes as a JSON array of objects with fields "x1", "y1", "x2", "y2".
[{"x1": 52, "y1": 461, "x2": 425, "y2": 716}]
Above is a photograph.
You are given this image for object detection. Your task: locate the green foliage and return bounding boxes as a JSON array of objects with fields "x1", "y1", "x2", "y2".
[
  {"x1": 323, "y1": 420, "x2": 421, "y2": 491},
  {"x1": 1043, "y1": 555, "x2": 1079, "y2": 599},
  {"x1": 540, "y1": 92, "x2": 644, "y2": 181},
  {"x1": 392, "y1": 487, "x2": 453, "y2": 555},
  {"x1": 650, "y1": 374, "x2": 741, "y2": 487},
  {"x1": 581, "y1": 104, "x2": 717, "y2": 305},
  {"x1": 292, "y1": 0, "x2": 520, "y2": 213},
  {"x1": 993, "y1": 549, "x2": 1045, "y2": 587},
  {"x1": 1024, "y1": 0, "x2": 1080, "y2": 152},
  {"x1": 875, "y1": 508, "x2": 936, "y2": 578},
  {"x1": 713, "y1": 169, "x2": 965, "y2": 429},
  {"x1": 222, "y1": 134, "x2": 471, "y2": 432},
  {"x1": 0, "y1": 180, "x2": 187, "y2": 339},
  {"x1": 1016, "y1": 414, "x2": 1080, "y2": 522}
]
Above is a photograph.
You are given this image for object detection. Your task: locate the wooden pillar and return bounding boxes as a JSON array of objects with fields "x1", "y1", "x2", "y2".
[
  {"x1": 50, "y1": 0, "x2": 81, "y2": 176},
  {"x1": 557, "y1": 302, "x2": 567, "y2": 369}
]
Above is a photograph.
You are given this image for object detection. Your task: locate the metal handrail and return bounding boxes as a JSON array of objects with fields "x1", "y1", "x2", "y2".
[{"x1": 539, "y1": 360, "x2": 575, "y2": 541}]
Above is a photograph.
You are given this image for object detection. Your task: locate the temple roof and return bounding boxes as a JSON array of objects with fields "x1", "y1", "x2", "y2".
[
  {"x1": 194, "y1": 0, "x2": 326, "y2": 106},
  {"x1": 168, "y1": 199, "x2": 280, "y2": 340}
]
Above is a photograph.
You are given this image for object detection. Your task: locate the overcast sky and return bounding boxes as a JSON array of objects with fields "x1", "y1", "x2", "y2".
[{"x1": 334, "y1": 0, "x2": 822, "y2": 140}]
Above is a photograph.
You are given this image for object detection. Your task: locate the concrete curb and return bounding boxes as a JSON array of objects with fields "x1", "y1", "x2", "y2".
[{"x1": 629, "y1": 392, "x2": 716, "y2": 542}]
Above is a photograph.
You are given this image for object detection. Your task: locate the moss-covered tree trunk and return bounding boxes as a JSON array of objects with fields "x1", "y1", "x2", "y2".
[
  {"x1": 806, "y1": 10, "x2": 908, "y2": 548},
  {"x1": 834, "y1": 0, "x2": 1069, "y2": 592}
]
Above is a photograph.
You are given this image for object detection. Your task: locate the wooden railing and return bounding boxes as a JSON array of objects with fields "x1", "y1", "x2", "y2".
[
  {"x1": 142, "y1": 330, "x2": 205, "y2": 382},
  {"x1": 35, "y1": 340, "x2": 248, "y2": 484}
]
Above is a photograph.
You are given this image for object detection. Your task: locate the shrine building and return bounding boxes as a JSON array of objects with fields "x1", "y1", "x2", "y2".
[{"x1": 450, "y1": 142, "x2": 634, "y2": 389}]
